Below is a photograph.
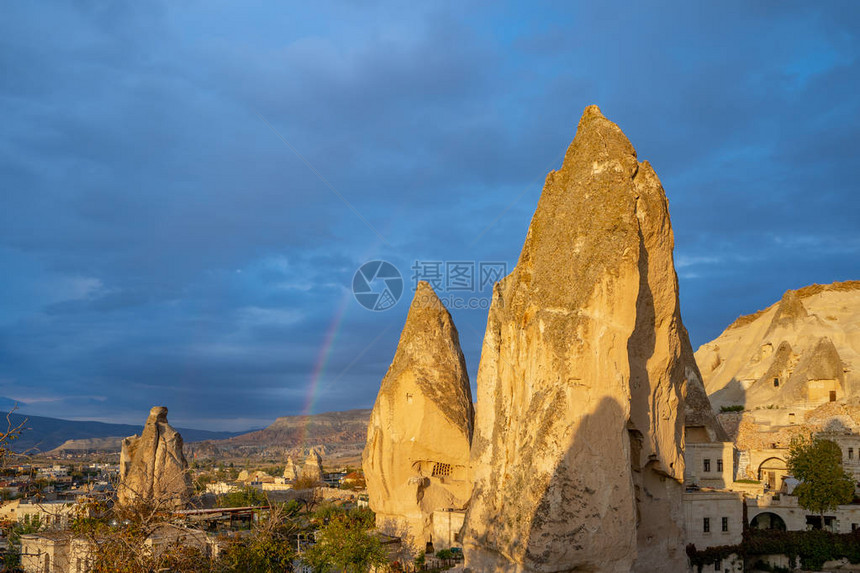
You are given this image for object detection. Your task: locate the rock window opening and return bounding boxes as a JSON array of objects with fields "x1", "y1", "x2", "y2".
[
  {"x1": 830, "y1": 390, "x2": 837, "y2": 402},
  {"x1": 406, "y1": 393, "x2": 413, "y2": 404},
  {"x1": 773, "y1": 378, "x2": 779, "y2": 387},
  {"x1": 432, "y1": 462, "x2": 453, "y2": 477}
]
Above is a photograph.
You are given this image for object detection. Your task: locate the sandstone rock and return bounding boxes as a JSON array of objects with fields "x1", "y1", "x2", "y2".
[
  {"x1": 118, "y1": 406, "x2": 192, "y2": 509},
  {"x1": 301, "y1": 447, "x2": 323, "y2": 482},
  {"x1": 238, "y1": 469, "x2": 274, "y2": 483},
  {"x1": 284, "y1": 456, "x2": 299, "y2": 481},
  {"x1": 698, "y1": 281, "x2": 860, "y2": 411},
  {"x1": 363, "y1": 282, "x2": 474, "y2": 549},
  {"x1": 461, "y1": 105, "x2": 688, "y2": 572}
]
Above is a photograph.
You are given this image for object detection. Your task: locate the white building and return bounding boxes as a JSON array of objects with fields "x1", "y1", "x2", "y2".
[
  {"x1": 0, "y1": 499, "x2": 77, "y2": 529},
  {"x1": 683, "y1": 491, "x2": 744, "y2": 573},
  {"x1": 685, "y1": 441, "x2": 735, "y2": 489}
]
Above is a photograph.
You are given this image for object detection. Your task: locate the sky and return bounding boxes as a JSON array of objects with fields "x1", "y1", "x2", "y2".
[{"x1": 1, "y1": 1, "x2": 858, "y2": 431}]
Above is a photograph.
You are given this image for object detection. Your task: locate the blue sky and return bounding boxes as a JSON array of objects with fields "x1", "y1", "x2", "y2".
[{"x1": 1, "y1": 1, "x2": 858, "y2": 430}]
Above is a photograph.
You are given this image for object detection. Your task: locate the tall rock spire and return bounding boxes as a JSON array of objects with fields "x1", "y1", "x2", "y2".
[
  {"x1": 118, "y1": 406, "x2": 192, "y2": 510},
  {"x1": 362, "y1": 282, "x2": 474, "y2": 548},
  {"x1": 462, "y1": 105, "x2": 689, "y2": 572}
]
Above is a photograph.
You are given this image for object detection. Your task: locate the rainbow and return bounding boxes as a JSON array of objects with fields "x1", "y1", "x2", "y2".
[{"x1": 297, "y1": 290, "x2": 351, "y2": 449}]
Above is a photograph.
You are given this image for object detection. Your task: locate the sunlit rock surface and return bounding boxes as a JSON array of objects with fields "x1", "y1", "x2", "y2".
[
  {"x1": 118, "y1": 406, "x2": 192, "y2": 509},
  {"x1": 698, "y1": 281, "x2": 860, "y2": 411},
  {"x1": 461, "y1": 105, "x2": 690, "y2": 572},
  {"x1": 284, "y1": 455, "x2": 299, "y2": 481},
  {"x1": 301, "y1": 447, "x2": 324, "y2": 482},
  {"x1": 363, "y1": 282, "x2": 474, "y2": 549}
]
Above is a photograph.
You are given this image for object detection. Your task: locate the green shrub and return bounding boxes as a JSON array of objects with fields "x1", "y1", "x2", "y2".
[
  {"x1": 436, "y1": 549, "x2": 454, "y2": 560},
  {"x1": 219, "y1": 485, "x2": 268, "y2": 508}
]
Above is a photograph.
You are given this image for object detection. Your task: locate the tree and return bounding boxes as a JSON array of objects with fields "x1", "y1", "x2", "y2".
[
  {"x1": 293, "y1": 475, "x2": 323, "y2": 490},
  {"x1": 71, "y1": 495, "x2": 212, "y2": 573},
  {"x1": 788, "y1": 434, "x2": 855, "y2": 519},
  {"x1": 215, "y1": 503, "x2": 299, "y2": 572},
  {"x1": 0, "y1": 406, "x2": 28, "y2": 469},
  {"x1": 219, "y1": 485, "x2": 268, "y2": 508},
  {"x1": 302, "y1": 508, "x2": 387, "y2": 573}
]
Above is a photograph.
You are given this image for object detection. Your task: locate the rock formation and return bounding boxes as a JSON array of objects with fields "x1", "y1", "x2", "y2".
[
  {"x1": 118, "y1": 406, "x2": 192, "y2": 509},
  {"x1": 696, "y1": 281, "x2": 859, "y2": 480},
  {"x1": 461, "y1": 105, "x2": 690, "y2": 572},
  {"x1": 238, "y1": 469, "x2": 274, "y2": 483},
  {"x1": 697, "y1": 281, "x2": 860, "y2": 411},
  {"x1": 284, "y1": 456, "x2": 299, "y2": 481},
  {"x1": 301, "y1": 447, "x2": 323, "y2": 482},
  {"x1": 363, "y1": 282, "x2": 474, "y2": 549}
]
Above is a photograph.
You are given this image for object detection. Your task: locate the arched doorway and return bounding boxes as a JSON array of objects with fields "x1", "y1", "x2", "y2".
[
  {"x1": 757, "y1": 457, "x2": 787, "y2": 490},
  {"x1": 751, "y1": 512, "x2": 787, "y2": 531}
]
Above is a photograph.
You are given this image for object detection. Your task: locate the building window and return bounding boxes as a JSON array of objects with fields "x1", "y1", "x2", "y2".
[
  {"x1": 773, "y1": 377, "x2": 779, "y2": 387},
  {"x1": 431, "y1": 462, "x2": 452, "y2": 477},
  {"x1": 849, "y1": 448, "x2": 854, "y2": 460},
  {"x1": 830, "y1": 391, "x2": 837, "y2": 402},
  {"x1": 717, "y1": 459, "x2": 723, "y2": 473},
  {"x1": 714, "y1": 559, "x2": 721, "y2": 571},
  {"x1": 703, "y1": 517, "x2": 710, "y2": 533},
  {"x1": 722, "y1": 517, "x2": 729, "y2": 532},
  {"x1": 704, "y1": 459, "x2": 711, "y2": 473}
]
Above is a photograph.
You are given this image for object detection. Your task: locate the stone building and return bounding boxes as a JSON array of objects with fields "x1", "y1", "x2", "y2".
[
  {"x1": 683, "y1": 491, "x2": 744, "y2": 573},
  {"x1": 19, "y1": 533, "x2": 92, "y2": 573},
  {"x1": 431, "y1": 509, "x2": 466, "y2": 550},
  {"x1": 0, "y1": 499, "x2": 77, "y2": 529},
  {"x1": 747, "y1": 493, "x2": 860, "y2": 534},
  {"x1": 19, "y1": 525, "x2": 210, "y2": 573},
  {"x1": 685, "y1": 441, "x2": 735, "y2": 490}
]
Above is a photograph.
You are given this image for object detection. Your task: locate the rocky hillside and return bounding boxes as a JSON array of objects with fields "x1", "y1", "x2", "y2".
[
  {"x1": 695, "y1": 280, "x2": 860, "y2": 411},
  {"x1": 191, "y1": 409, "x2": 372, "y2": 459},
  {"x1": 5, "y1": 411, "x2": 242, "y2": 454}
]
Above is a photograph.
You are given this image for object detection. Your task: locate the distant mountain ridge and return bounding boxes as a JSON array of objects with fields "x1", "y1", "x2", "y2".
[
  {"x1": 4, "y1": 411, "x2": 245, "y2": 453},
  {"x1": 215, "y1": 408, "x2": 371, "y2": 448}
]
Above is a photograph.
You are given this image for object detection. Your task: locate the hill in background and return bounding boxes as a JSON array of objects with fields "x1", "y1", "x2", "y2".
[{"x1": 4, "y1": 411, "x2": 246, "y2": 454}]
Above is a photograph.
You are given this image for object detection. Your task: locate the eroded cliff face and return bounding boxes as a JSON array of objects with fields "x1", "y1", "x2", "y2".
[
  {"x1": 698, "y1": 281, "x2": 860, "y2": 411},
  {"x1": 461, "y1": 105, "x2": 689, "y2": 572},
  {"x1": 362, "y1": 282, "x2": 474, "y2": 549},
  {"x1": 118, "y1": 406, "x2": 192, "y2": 509}
]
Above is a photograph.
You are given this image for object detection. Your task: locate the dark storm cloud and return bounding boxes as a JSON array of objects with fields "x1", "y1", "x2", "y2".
[{"x1": 1, "y1": 0, "x2": 858, "y2": 429}]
